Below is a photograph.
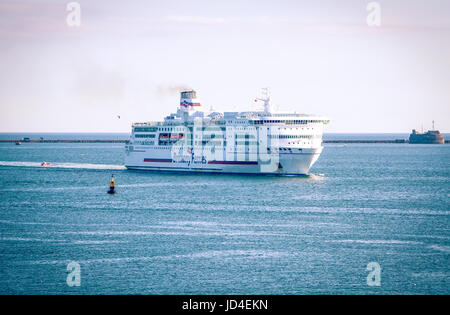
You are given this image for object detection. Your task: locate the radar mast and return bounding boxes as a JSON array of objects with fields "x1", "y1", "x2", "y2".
[{"x1": 256, "y1": 87, "x2": 272, "y2": 113}]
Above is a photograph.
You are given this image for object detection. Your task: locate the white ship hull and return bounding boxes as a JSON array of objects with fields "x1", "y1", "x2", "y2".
[{"x1": 125, "y1": 147, "x2": 323, "y2": 175}]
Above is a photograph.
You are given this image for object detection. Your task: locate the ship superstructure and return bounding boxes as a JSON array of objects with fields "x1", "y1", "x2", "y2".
[
  {"x1": 409, "y1": 121, "x2": 445, "y2": 144},
  {"x1": 125, "y1": 89, "x2": 330, "y2": 175}
]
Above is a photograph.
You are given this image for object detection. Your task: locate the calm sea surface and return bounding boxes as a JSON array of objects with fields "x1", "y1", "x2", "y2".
[{"x1": 0, "y1": 137, "x2": 448, "y2": 294}]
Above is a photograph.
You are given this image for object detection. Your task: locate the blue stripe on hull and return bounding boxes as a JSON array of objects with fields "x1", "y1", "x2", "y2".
[
  {"x1": 126, "y1": 166, "x2": 308, "y2": 176},
  {"x1": 143, "y1": 159, "x2": 259, "y2": 165}
]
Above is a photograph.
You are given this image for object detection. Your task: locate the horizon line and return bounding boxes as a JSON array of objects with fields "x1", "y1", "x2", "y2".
[{"x1": 1, "y1": 131, "x2": 449, "y2": 134}]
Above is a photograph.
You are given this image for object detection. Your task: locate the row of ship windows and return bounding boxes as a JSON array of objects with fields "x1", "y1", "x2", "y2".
[
  {"x1": 200, "y1": 134, "x2": 317, "y2": 139},
  {"x1": 134, "y1": 127, "x2": 188, "y2": 132},
  {"x1": 193, "y1": 126, "x2": 316, "y2": 131},
  {"x1": 252, "y1": 120, "x2": 321, "y2": 125},
  {"x1": 132, "y1": 144, "x2": 312, "y2": 150},
  {"x1": 134, "y1": 123, "x2": 319, "y2": 133},
  {"x1": 134, "y1": 127, "x2": 158, "y2": 132},
  {"x1": 135, "y1": 134, "x2": 156, "y2": 138},
  {"x1": 135, "y1": 133, "x2": 316, "y2": 139},
  {"x1": 137, "y1": 141, "x2": 261, "y2": 146},
  {"x1": 136, "y1": 134, "x2": 315, "y2": 139},
  {"x1": 135, "y1": 127, "x2": 316, "y2": 137},
  {"x1": 192, "y1": 141, "x2": 312, "y2": 146},
  {"x1": 193, "y1": 141, "x2": 260, "y2": 145},
  {"x1": 270, "y1": 135, "x2": 316, "y2": 139},
  {"x1": 135, "y1": 140, "x2": 313, "y2": 146}
]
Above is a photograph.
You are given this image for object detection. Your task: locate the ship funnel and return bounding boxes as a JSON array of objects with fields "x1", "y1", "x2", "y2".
[{"x1": 180, "y1": 90, "x2": 201, "y2": 111}]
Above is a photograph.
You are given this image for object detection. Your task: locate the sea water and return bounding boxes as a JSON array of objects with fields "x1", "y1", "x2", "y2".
[{"x1": 0, "y1": 139, "x2": 448, "y2": 294}]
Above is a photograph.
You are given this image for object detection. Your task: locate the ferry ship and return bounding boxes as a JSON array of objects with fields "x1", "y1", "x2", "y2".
[
  {"x1": 409, "y1": 121, "x2": 445, "y2": 144},
  {"x1": 125, "y1": 89, "x2": 330, "y2": 175}
]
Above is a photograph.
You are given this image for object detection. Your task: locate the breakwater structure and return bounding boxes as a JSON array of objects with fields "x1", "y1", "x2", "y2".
[{"x1": 1, "y1": 139, "x2": 448, "y2": 144}]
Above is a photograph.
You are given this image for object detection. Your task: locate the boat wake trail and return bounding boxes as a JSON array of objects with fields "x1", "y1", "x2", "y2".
[
  {"x1": 0, "y1": 161, "x2": 126, "y2": 170},
  {"x1": 308, "y1": 173, "x2": 325, "y2": 180}
]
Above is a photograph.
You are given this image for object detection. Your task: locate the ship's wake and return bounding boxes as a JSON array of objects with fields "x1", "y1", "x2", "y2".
[
  {"x1": 307, "y1": 173, "x2": 326, "y2": 180},
  {"x1": 0, "y1": 161, "x2": 125, "y2": 170}
]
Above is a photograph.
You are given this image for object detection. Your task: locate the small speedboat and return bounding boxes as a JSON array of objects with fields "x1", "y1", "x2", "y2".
[
  {"x1": 41, "y1": 162, "x2": 51, "y2": 167},
  {"x1": 15, "y1": 141, "x2": 21, "y2": 145}
]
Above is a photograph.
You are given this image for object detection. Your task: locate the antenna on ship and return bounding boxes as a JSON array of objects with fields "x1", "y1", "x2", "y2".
[
  {"x1": 255, "y1": 87, "x2": 272, "y2": 113},
  {"x1": 432, "y1": 120, "x2": 435, "y2": 130}
]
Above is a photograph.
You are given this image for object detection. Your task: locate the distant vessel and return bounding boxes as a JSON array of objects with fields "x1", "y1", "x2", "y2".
[
  {"x1": 409, "y1": 121, "x2": 445, "y2": 144},
  {"x1": 15, "y1": 141, "x2": 21, "y2": 145},
  {"x1": 41, "y1": 162, "x2": 51, "y2": 167},
  {"x1": 125, "y1": 89, "x2": 330, "y2": 175}
]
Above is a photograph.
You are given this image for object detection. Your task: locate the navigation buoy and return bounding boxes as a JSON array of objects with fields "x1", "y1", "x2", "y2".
[{"x1": 107, "y1": 175, "x2": 116, "y2": 194}]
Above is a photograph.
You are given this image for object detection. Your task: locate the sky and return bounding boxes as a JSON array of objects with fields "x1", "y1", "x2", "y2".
[{"x1": 0, "y1": 0, "x2": 449, "y2": 133}]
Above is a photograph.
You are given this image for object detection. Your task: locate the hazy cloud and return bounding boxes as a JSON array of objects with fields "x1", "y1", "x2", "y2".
[
  {"x1": 155, "y1": 85, "x2": 193, "y2": 99},
  {"x1": 74, "y1": 64, "x2": 125, "y2": 108},
  {"x1": 165, "y1": 15, "x2": 226, "y2": 24}
]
